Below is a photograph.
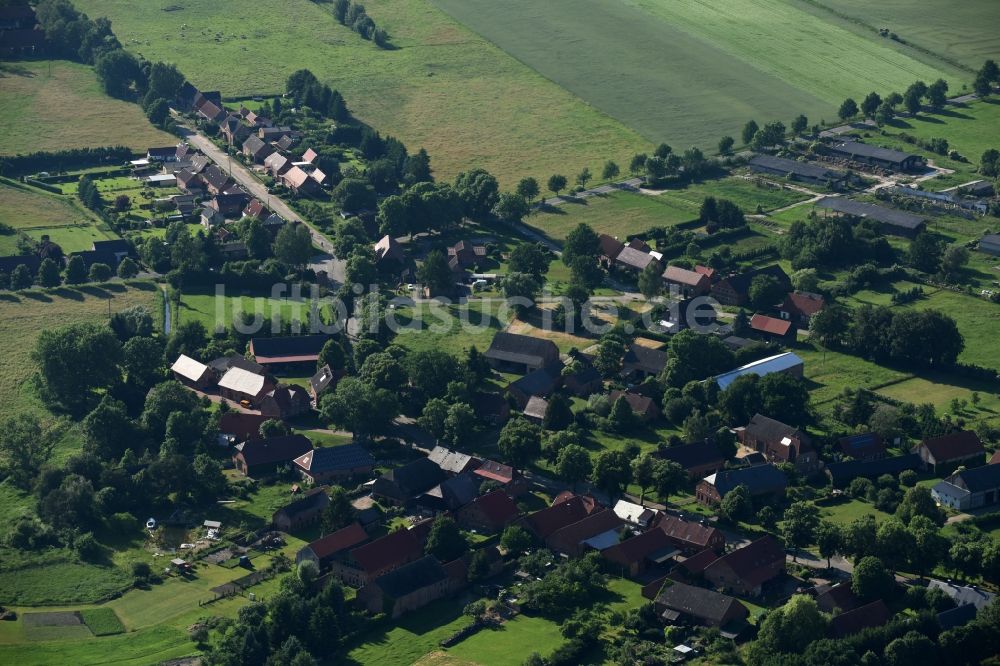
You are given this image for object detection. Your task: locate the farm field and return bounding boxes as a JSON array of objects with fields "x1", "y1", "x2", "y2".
[
  {"x1": 0, "y1": 180, "x2": 111, "y2": 254},
  {"x1": 0, "y1": 61, "x2": 173, "y2": 156},
  {"x1": 73, "y1": 0, "x2": 648, "y2": 187},
  {"x1": 807, "y1": 0, "x2": 1000, "y2": 70},
  {"x1": 528, "y1": 191, "x2": 698, "y2": 242},
  {"x1": 433, "y1": 0, "x2": 959, "y2": 150}
]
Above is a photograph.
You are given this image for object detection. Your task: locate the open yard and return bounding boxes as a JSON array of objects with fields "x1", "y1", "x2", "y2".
[{"x1": 0, "y1": 60, "x2": 173, "y2": 155}]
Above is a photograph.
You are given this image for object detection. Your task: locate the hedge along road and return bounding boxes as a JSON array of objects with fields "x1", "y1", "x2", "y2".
[{"x1": 175, "y1": 122, "x2": 346, "y2": 285}]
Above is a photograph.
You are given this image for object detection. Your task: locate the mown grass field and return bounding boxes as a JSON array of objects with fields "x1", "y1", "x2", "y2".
[
  {"x1": 528, "y1": 191, "x2": 698, "y2": 242},
  {"x1": 0, "y1": 180, "x2": 109, "y2": 254},
  {"x1": 391, "y1": 300, "x2": 508, "y2": 357},
  {"x1": 0, "y1": 61, "x2": 173, "y2": 155},
  {"x1": 433, "y1": 0, "x2": 959, "y2": 150},
  {"x1": 74, "y1": 0, "x2": 648, "y2": 187},
  {"x1": 807, "y1": 0, "x2": 1000, "y2": 71}
]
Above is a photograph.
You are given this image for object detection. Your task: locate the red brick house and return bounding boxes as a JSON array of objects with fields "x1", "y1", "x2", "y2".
[
  {"x1": 662, "y1": 265, "x2": 711, "y2": 297},
  {"x1": 657, "y1": 441, "x2": 727, "y2": 480},
  {"x1": 739, "y1": 413, "x2": 819, "y2": 475},
  {"x1": 232, "y1": 434, "x2": 313, "y2": 478},
  {"x1": 259, "y1": 384, "x2": 312, "y2": 419},
  {"x1": 608, "y1": 390, "x2": 661, "y2": 422},
  {"x1": 602, "y1": 527, "x2": 673, "y2": 576},
  {"x1": 837, "y1": 433, "x2": 886, "y2": 461},
  {"x1": 272, "y1": 488, "x2": 330, "y2": 533},
  {"x1": 654, "y1": 580, "x2": 749, "y2": 627},
  {"x1": 778, "y1": 291, "x2": 825, "y2": 329},
  {"x1": 546, "y1": 509, "x2": 625, "y2": 557},
  {"x1": 711, "y1": 265, "x2": 791, "y2": 307},
  {"x1": 356, "y1": 555, "x2": 454, "y2": 618},
  {"x1": 656, "y1": 514, "x2": 726, "y2": 555},
  {"x1": 703, "y1": 535, "x2": 785, "y2": 597},
  {"x1": 295, "y1": 522, "x2": 369, "y2": 570},
  {"x1": 473, "y1": 460, "x2": 528, "y2": 497},
  {"x1": 521, "y1": 494, "x2": 600, "y2": 540},
  {"x1": 328, "y1": 526, "x2": 425, "y2": 587}
]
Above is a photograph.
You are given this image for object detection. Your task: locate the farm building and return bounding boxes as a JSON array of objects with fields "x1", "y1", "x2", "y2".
[
  {"x1": 655, "y1": 581, "x2": 749, "y2": 627},
  {"x1": 520, "y1": 493, "x2": 601, "y2": 540},
  {"x1": 484, "y1": 332, "x2": 560, "y2": 374},
  {"x1": 296, "y1": 522, "x2": 369, "y2": 570},
  {"x1": 749, "y1": 314, "x2": 794, "y2": 341},
  {"x1": 837, "y1": 432, "x2": 886, "y2": 461},
  {"x1": 657, "y1": 441, "x2": 727, "y2": 479},
  {"x1": 522, "y1": 395, "x2": 549, "y2": 424},
  {"x1": 233, "y1": 434, "x2": 313, "y2": 478},
  {"x1": 249, "y1": 335, "x2": 331, "y2": 371},
  {"x1": 912, "y1": 430, "x2": 985, "y2": 472},
  {"x1": 657, "y1": 514, "x2": 725, "y2": 554},
  {"x1": 829, "y1": 601, "x2": 891, "y2": 638},
  {"x1": 427, "y1": 446, "x2": 481, "y2": 476},
  {"x1": 473, "y1": 460, "x2": 528, "y2": 496},
  {"x1": 714, "y1": 352, "x2": 804, "y2": 390},
  {"x1": 696, "y1": 464, "x2": 787, "y2": 506},
  {"x1": 748, "y1": 154, "x2": 847, "y2": 187},
  {"x1": 506, "y1": 364, "x2": 562, "y2": 408},
  {"x1": 703, "y1": 535, "x2": 785, "y2": 597},
  {"x1": 417, "y1": 473, "x2": 482, "y2": 513},
  {"x1": 778, "y1": 291, "x2": 825, "y2": 328},
  {"x1": 825, "y1": 140, "x2": 924, "y2": 171},
  {"x1": 217, "y1": 366, "x2": 274, "y2": 404},
  {"x1": 272, "y1": 488, "x2": 330, "y2": 532},
  {"x1": 931, "y1": 464, "x2": 1000, "y2": 511},
  {"x1": 738, "y1": 414, "x2": 819, "y2": 475},
  {"x1": 825, "y1": 454, "x2": 921, "y2": 487},
  {"x1": 218, "y1": 413, "x2": 271, "y2": 444},
  {"x1": 329, "y1": 525, "x2": 426, "y2": 587},
  {"x1": 662, "y1": 265, "x2": 710, "y2": 297},
  {"x1": 621, "y1": 343, "x2": 668, "y2": 381},
  {"x1": 608, "y1": 390, "x2": 661, "y2": 421},
  {"x1": 614, "y1": 245, "x2": 658, "y2": 273},
  {"x1": 170, "y1": 354, "x2": 215, "y2": 389},
  {"x1": 456, "y1": 489, "x2": 520, "y2": 534},
  {"x1": 613, "y1": 499, "x2": 658, "y2": 528},
  {"x1": 602, "y1": 528, "x2": 673, "y2": 576},
  {"x1": 293, "y1": 445, "x2": 375, "y2": 484},
  {"x1": 372, "y1": 458, "x2": 446, "y2": 505},
  {"x1": 598, "y1": 234, "x2": 625, "y2": 265},
  {"x1": 546, "y1": 509, "x2": 626, "y2": 557},
  {"x1": 259, "y1": 384, "x2": 311, "y2": 419},
  {"x1": 374, "y1": 235, "x2": 406, "y2": 265},
  {"x1": 356, "y1": 556, "x2": 453, "y2": 619},
  {"x1": 816, "y1": 197, "x2": 927, "y2": 238},
  {"x1": 309, "y1": 364, "x2": 340, "y2": 403},
  {"x1": 979, "y1": 234, "x2": 1000, "y2": 255}
]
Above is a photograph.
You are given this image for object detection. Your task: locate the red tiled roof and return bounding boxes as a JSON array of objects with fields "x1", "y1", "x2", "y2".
[
  {"x1": 829, "y1": 600, "x2": 890, "y2": 638},
  {"x1": 218, "y1": 413, "x2": 271, "y2": 441},
  {"x1": 662, "y1": 265, "x2": 707, "y2": 287},
  {"x1": 609, "y1": 390, "x2": 657, "y2": 416},
  {"x1": 603, "y1": 527, "x2": 671, "y2": 566},
  {"x1": 304, "y1": 522, "x2": 368, "y2": 560},
  {"x1": 750, "y1": 314, "x2": 793, "y2": 336},
  {"x1": 350, "y1": 527, "x2": 422, "y2": 575},
  {"x1": 465, "y1": 490, "x2": 519, "y2": 528},
  {"x1": 919, "y1": 430, "x2": 985, "y2": 462},
  {"x1": 474, "y1": 460, "x2": 516, "y2": 484},
  {"x1": 705, "y1": 535, "x2": 784, "y2": 589},
  {"x1": 526, "y1": 495, "x2": 597, "y2": 539},
  {"x1": 783, "y1": 291, "x2": 825, "y2": 317},
  {"x1": 657, "y1": 514, "x2": 724, "y2": 549},
  {"x1": 695, "y1": 265, "x2": 716, "y2": 279},
  {"x1": 547, "y1": 509, "x2": 624, "y2": 551}
]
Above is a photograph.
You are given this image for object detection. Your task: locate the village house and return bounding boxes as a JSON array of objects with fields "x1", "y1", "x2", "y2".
[
  {"x1": 829, "y1": 600, "x2": 891, "y2": 638},
  {"x1": 428, "y1": 446, "x2": 481, "y2": 477},
  {"x1": 174, "y1": 169, "x2": 204, "y2": 194},
  {"x1": 293, "y1": 445, "x2": 375, "y2": 484},
  {"x1": 932, "y1": 463, "x2": 1000, "y2": 511},
  {"x1": 614, "y1": 245, "x2": 658, "y2": 273},
  {"x1": 602, "y1": 528, "x2": 673, "y2": 576},
  {"x1": 242, "y1": 135, "x2": 274, "y2": 163},
  {"x1": 696, "y1": 464, "x2": 787, "y2": 506},
  {"x1": 621, "y1": 343, "x2": 668, "y2": 382},
  {"x1": 356, "y1": 555, "x2": 454, "y2": 619},
  {"x1": 608, "y1": 390, "x2": 661, "y2": 422},
  {"x1": 778, "y1": 291, "x2": 825, "y2": 329},
  {"x1": 825, "y1": 454, "x2": 921, "y2": 487},
  {"x1": 748, "y1": 154, "x2": 848, "y2": 188},
  {"x1": 657, "y1": 441, "x2": 727, "y2": 480},
  {"x1": 309, "y1": 364, "x2": 340, "y2": 404},
  {"x1": 738, "y1": 413, "x2": 819, "y2": 475},
  {"x1": 264, "y1": 152, "x2": 291, "y2": 178},
  {"x1": 170, "y1": 354, "x2": 215, "y2": 389},
  {"x1": 282, "y1": 166, "x2": 319, "y2": 194},
  {"x1": 296, "y1": 522, "x2": 369, "y2": 570},
  {"x1": 207, "y1": 192, "x2": 250, "y2": 219},
  {"x1": 272, "y1": 488, "x2": 330, "y2": 532},
  {"x1": 374, "y1": 234, "x2": 406, "y2": 266},
  {"x1": 749, "y1": 314, "x2": 794, "y2": 341},
  {"x1": 520, "y1": 494, "x2": 601, "y2": 540},
  {"x1": 816, "y1": 197, "x2": 927, "y2": 238},
  {"x1": 561, "y1": 351, "x2": 603, "y2": 397},
  {"x1": 372, "y1": 457, "x2": 447, "y2": 505},
  {"x1": 249, "y1": 335, "x2": 331, "y2": 372},
  {"x1": 328, "y1": 525, "x2": 426, "y2": 587},
  {"x1": 710, "y1": 265, "x2": 791, "y2": 307},
  {"x1": 662, "y1": 265, "x2": 711, "y2": 297},
  {"x1": 484, "y1": 332, "x2": 561, "y2": 374},
  {"x1": 825, "y1": 140, "x2": 924, "y2": 172},
  {"x1": 912, "y1": 430, "x2": 985, "y2": 473},
  {"x1": 201, "y1": 165, "x2": 234, "y2": 195},
  {"x1": 417, "y1": 473, "x2": 482, "y2": 513},
  {"x1": 219, "y1": 115, "x2": 251, "y2": 145},
  {"x1": 655, "y1": 580, "x2": 750, "y2": 627},
  {"x1": 456, "y1": 489, "x2": 521, "y2": 534},
  {"x1": 656, "y1": 514, "x2": 726, "y2": 554},
  {"x1": 217, "y1": 366, "x2": 274, "y2": 405},
  {"x1": 447, "y1": 240, "x2": 486, "y2": 270},
  {"x1": 715, "y1": 352, "x2": 804, "y2": 390},
  {"x1": 506, "y1": 365, "x2": 562, "y2": 409},
  {"x1": 522, "y1": 395, "x2": 549, "y2": 424},
  {"x1": 598, "y1": 234, "x2": 625, "y2": 267},
  {"x1": 218, "y1": 412, "x2": 272, "y2": 444},
  {"x1": 233, "y1": 434, "x2": 313, "y2": 478},
  {"x1": 546, "y1": 509, "x2": 626, "y2": 557},
  {"x1": 703, "y1": 535, "x2": 785, "y2": 597},
  {"x1": 613, "y1": 499, "x2": 658, "y2": 528},
  {"x1": 837, "y1": 432, "x2": 886, "y2": 461},
  {"x1": 259, "y1": 384, "x2": 312, "y2": 420},
  {"x1": 147, "y1": 146, "x2": 177, "y2": 162},
  {"x1": 473, "y1": 460, "x2": 528, "y2": 497}
]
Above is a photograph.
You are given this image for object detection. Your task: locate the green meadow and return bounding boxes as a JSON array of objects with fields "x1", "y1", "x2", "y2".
[{"x1": 528, "y1": 191, "x2": 698, "y2": 242}]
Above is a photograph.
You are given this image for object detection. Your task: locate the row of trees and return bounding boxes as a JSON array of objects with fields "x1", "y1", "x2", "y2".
[{"x1": 330, "y1": 0, "x2": 389, "y2": 48}]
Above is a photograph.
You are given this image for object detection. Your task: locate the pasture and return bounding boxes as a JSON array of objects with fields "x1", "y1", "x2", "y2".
[
  {"x1": 433, "y1": 0, "x2": 958, "y2": 150},
  {"x1": 73, "y1": 0, "x2": 648, "y2": 187},
  {"x1": 0, "y1": 180, "x2": 108, "y2": 254},
  {"x1": 807, "y1": 0, "x2": 1000, "y2": 71},
  {"x1": 528, "y1": 191, "x2": 698, "y2": 242},
  {"x1": 0, "y1": 61, "x2": 173, "y2": 155},
  {"x1": 177, "y1": 286, "x2": 338, "y2": 335}
]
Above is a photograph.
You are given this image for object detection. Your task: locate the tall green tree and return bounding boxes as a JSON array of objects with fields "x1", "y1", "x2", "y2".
[
  {"x1": 0, "y1": 414, "x2": 65, "y2": 489},
  {"x1": 273, "y1": 223, "x2": 313, "y2": 268},
  {"x1": 516, "y1": 177, "x2": 540, "y2": 203},
  {"x1": 838, "y1": 98, "x2": 858, "y2": 120},
  {"x1": 498, "y1": 417, "x2": 542, "y2": 472},
  {"x1": 556, "y1": 444, "x2": 592, "y2": 491},
  {"x1": 424, "y1": 516, "x2": 468, "y2": 562},
  {"x1": 547, "y1": 174, "x2": 567, "y2": 197}
]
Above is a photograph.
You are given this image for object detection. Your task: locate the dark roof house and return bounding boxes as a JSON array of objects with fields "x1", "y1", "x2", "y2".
[
  {"x1": 294, "y1": 445, "x2": 375, "y2": 484},
  {"x1": 703, "y1": 535, "x2": 785, "y2": 597},
  {"x1": 233, "y1": 434, "x2": 313, "y2": 478},
  {"x1": 484, "y1": 332, "x2": 560, "y2": 374},
  {"x1": 655, "y1": 580, "x2": 749, "y2": 627}
]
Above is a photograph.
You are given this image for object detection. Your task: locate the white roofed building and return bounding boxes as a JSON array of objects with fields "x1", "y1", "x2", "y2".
[
  {"x1": 170, "y1": 354, "x2": 214, "y2": 388},
  {"x1": 714, "y1": 352, "x2": 804, "y2": 390},
  {"x1": 218, "y1": 366, "x2": 274, "y2": 404}
]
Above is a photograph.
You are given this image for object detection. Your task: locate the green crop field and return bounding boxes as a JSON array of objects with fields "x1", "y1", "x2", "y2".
[
  {"x1": 805, "y1": 0, "x2": 1000, "y2": 71},
  {"x1": 74, "y1": 0, "x2": 648, "y2": 187},
  {"x1": 79, "y1": 608, "x2": 125, "y2": 636},
  {"x1": 432, "y1": 0, "x2": 960, "y2": 150},
  {"x1": 0, "y1": 61, "x2": 173, "y2": 156}
]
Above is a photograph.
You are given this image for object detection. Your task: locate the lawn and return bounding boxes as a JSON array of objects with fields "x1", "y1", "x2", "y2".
[
  {"x1": 24, "y1": 223, "x2": 119, "y2": 253},
  {"x1": 344, "y1": 597, "x2": 468, "y2": 666},
  {"x1": 0, "y1": 559, "x2": 133, "y2": 606},
  {"x1": 527, "y1": 191, "x2": 699, "y2": 243},
  {"x1": 877, "y1": 375, "x2": 1000, "y2": 416},
  {"x1": 817, "y1": 497, "x2": 891, "y2": 526},
  {"x1": 391, "y1": 300, "x2": 508, "y2": 357},
  {"x1": 0, "y1": 625, "x2": 193, "y2": 666},
  {"x1": 74, "y1": 0, "x2": 648, "y2": 187},
  {"x1": 662, "y1": 178, "x2": 812, "y2": 213},
  {"x1": 796, "y1": 345, "x2": 912, "y2": 406},
  {"x1": 434, "y1": 0, "x2": 958, "y2": 152},
  {"x1": 446, "y1": 614, "x2": 564, "y2": 666},
  {"x1": 177, "y1": 286, "x2": 338, "y2": 336},
  {"x1": 78, "y1": 608, "x2": 126, "y2": 636},
  {"x1": 0, "y1": 60, "x2": 173, "y2": 155},
  {"x1": 805, "y1": 0, "x2": 1000, "y2": 70},
  {"x1": 0, "y1": 180, "x2": 111, "y2": 254}
]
